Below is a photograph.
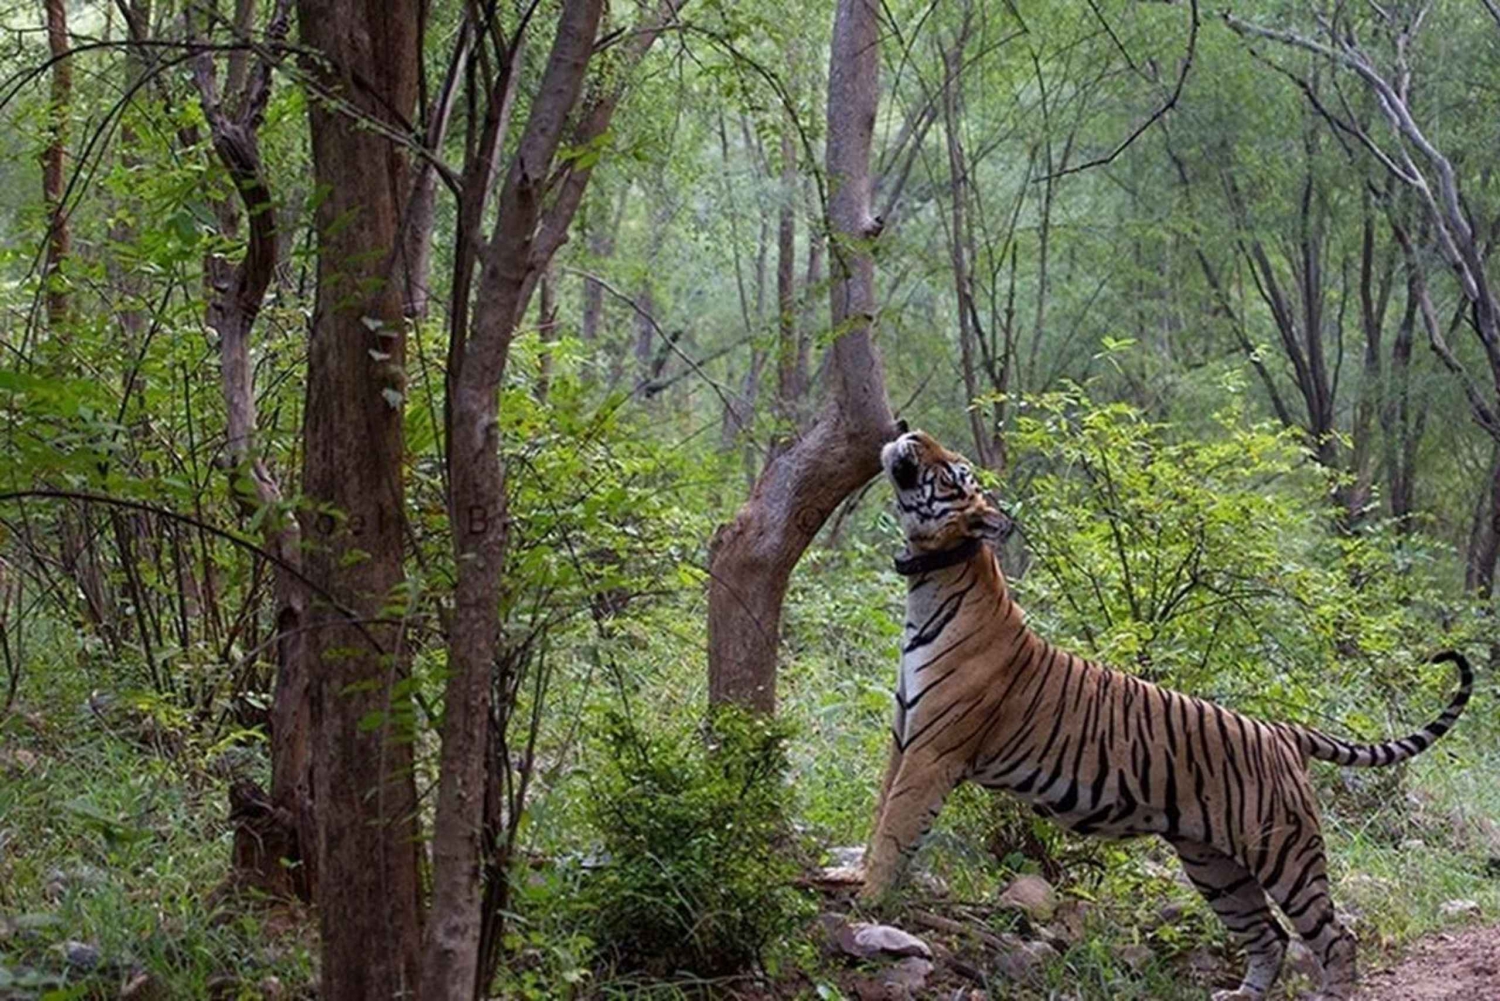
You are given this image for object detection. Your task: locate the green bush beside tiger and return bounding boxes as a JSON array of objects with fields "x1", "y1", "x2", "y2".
[{"x1": 862, "y1": 428, "x2": 1473, "y2": 1001}]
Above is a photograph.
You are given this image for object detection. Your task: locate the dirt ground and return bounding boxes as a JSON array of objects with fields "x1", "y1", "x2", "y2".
[{"x1": 1357, "y1": 924, "x2": 1500, "y2": 1001}]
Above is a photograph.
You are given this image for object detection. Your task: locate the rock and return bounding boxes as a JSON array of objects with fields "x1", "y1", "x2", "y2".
[
  {"x1": 854, "y1": 956, "x2": 935, "y2": 998},
  {"x1": 1114, "y1": 943, "x2": 1154, "y2": 972},
  {"x1": 993, "y1": 937, "x2": 1058, "y2": 984},
  {"x1": 912, "y1": 869, "x2": 949, "y2": 897},
  {"x1": 1285, "y1": 939, "x2": 1320, "y2": 980},
  {"x1": 1439, "y1": 899, "x2": 1482, "y2": 921},
  {"x1": 996, "y1": 874, "x2": 1056, "y2": 923},
  {"x1": 838, "y1": 922, "x2": 933, "y2": 960},
  {"x1": 1139, "y1": 859, "x2": 1175, "y2": 881},
  {"x1": 61, "y1": 940, "x2": 101, "y2": 971},
  {"x1": 828, "y1": 845, "x2": 865, "y2": 869},
  {"x1": 45, "y1": 864, "x2": 107, "y2": 900},
  {"x1": 818, "y1": 865, "x2": 866, "y2": 885},
  {"x1": 1400, "y1": 837, "x2": 1427, "y2": 852},
  {"x1": 1185, "y1": 946, "x2": 1221, "y2": 983},
  {"x1": 1474, "y1": 815, "x2": 1500, "y2": 854},
  {"x1": 1050, "y1": 899, "x2": 1089, "y2": 943},
  {"x1": 0, "y1": 747, "x2": 37, "y2": 773},
  {"x1": 1156, "y1": 901, "x2": 1186, "y2": 926}
]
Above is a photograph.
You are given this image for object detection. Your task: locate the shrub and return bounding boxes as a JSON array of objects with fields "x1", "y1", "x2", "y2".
[{"x1": 585, "y1": 704, "x2": 813, "y2": 978}]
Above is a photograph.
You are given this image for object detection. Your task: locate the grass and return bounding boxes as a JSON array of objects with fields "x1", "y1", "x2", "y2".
[
  {"x1": 1, "y1": 568, "x2": 1495, "y2": 999},
  {"x1": 0, "y1": 703, "x2": 315, "y2": 998}
]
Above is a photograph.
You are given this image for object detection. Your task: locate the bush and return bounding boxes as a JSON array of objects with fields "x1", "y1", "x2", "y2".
[{"x1": 585, "y1": 704, "x2": 813, "y2": 978}]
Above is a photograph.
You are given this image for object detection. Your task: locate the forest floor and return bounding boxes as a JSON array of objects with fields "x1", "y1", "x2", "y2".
[{"x1": 1356, "y1": 923, "x2": 1500, "y2": 1000}]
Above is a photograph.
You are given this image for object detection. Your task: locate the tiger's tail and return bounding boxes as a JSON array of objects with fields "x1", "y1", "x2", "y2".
[{"x1": 1293, "y1": 650, "x2": 1473, "y2": 768}]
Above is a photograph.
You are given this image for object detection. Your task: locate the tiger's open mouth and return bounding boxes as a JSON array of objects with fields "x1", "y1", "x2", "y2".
[{"x1": 881, "y1": 435, "x2": 921, "y2": 491}]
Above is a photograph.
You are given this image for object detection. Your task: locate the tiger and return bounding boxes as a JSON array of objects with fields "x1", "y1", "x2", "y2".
[{"x1": 861, "y1": 428, "x2": 1474, "y2": 1001}]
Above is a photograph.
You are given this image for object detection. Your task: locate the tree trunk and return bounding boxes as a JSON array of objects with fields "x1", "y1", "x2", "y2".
[
  {"x1": 706, "y1": 0, "x2": 896, "y2": 713},
  {"x1": 192, "y1": 0, "x2": 312, "y2": 902},
  {"x1": 1381, "y1": 278, "x2": 1421, "y2": 530},
  {"x1": 940, "y1": 28, "x2": 992, "y2": 470},
  {"x1": 581, "y1": 187, "x2": 625, "y2": 342},
  {"x1": 296, "y1": 2, "x2": 424, "y2": 995},
  {"x1": 537, "y1": 264, "x2": 558, "y2": 401},
  {"x1": 403, "y1": 26, "x2": 470, "y2": 320},
  {"x1": 42, "y1": 0, "x2": 70, "y2": 331},
  {"x1": 773, "y1": 122, "x2": 800, "y2": 443},
  {"x1": 423, "y1": 4, "x2": 605, "y2": 997}
]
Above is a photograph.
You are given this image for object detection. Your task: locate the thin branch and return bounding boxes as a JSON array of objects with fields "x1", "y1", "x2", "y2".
[{"x1": 1038, "y1": 0, "x2": 1198, "y2": 182}]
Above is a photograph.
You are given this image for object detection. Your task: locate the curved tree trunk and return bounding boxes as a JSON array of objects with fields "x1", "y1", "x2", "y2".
[
  {"x1": 191, "y1": 0, "x2": 314, "y2": 903},
  {"x1": 707, "y1": 0, "x2": 896, "y2": 713}
]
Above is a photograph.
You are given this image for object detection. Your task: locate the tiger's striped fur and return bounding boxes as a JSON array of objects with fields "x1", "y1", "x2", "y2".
[{"x1": 863, "y1": 430, "x2": 1474, "y2": 1001}]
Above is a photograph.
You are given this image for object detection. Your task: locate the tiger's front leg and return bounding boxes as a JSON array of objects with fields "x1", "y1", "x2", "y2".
[{"x1": 859, "y1": 750, "x2": 965, "y2": 903}]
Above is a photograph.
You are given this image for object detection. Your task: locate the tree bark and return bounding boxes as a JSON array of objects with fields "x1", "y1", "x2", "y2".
[
  {"x1": 295, "y1": 2, "x2": 424, "y2": 995},
  {"x1": 423, "y1": 4, "x2": 604, "y2": 997},
  {"x1": 192, "y1": 0, "x2": 313, "y2": 902},
  {"x1": 773, "y1": 120, "x2": 802, "y2": 442},
  {"x1": 706, "y1": 0, "x2": 897, "y2": 713},
  {"x1": 42, "y1": 0, "x2": 70, "y2": 331},
  {"x1": 581, "y1": 187, "x2": 625, "y2": 341}
]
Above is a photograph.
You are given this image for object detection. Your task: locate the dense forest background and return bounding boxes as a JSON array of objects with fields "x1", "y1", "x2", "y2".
[{"x1": 0, "y1": 0, "x2": 1496, "y2": 998}]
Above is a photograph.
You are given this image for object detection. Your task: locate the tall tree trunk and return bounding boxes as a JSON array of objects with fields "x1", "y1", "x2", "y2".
[
  {"x1": 42, "y1": 0, "x2": 70, "y2": 331},
  {"x1": 1468, "y1": 443, "x2": 1500, "y2": 595},
  {"x1": 1382, "y1": 290, "x2": 1422, "y2": 529},
  {"x1": 581, "y1": 187, "x2": 625, "y2": 342},
  {"x1": 537, "y1": 264, "x2": 558, "y2": 402},
  {"x1": 940, "y1": 27, "x2": 991, "y2": 470},
  {"x1": 296, "y1": 2, "x2": 424, "y2": 995},
  {"x1": 403, "y1": 27, "x2": 471, "y2": 320},
  {"x1": 706, "y1": 0, "x2": 897, "y2": 713},
  {"x1": 773, "y1": 121, "x2": 801, "y2": 445},
  {"x1": 424, "y1": 4, "x2": 611, "y2": 997}
]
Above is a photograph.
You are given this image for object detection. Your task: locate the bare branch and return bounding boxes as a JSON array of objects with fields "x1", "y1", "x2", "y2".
[{"x1": 1038, "y1": 0, "x2": 1198, "y2": 182}]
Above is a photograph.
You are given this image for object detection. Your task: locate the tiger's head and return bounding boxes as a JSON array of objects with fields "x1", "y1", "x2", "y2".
[{"x1": 881, "y1": 428, "x2": 1013, "y2": 553}]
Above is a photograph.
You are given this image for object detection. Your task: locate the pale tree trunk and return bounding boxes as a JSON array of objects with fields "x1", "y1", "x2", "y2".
[
  {"x1": 296, "y1": 2, "x2": 424, "y2": 995},
  {"x1": 772, "y1": 114, "x2": 806, "y2": 449},
  {"x1": 939, "y1": 19, "x2": 993, "y2": 470},
  {"x1": 190, "y1": 0, "x2": 313, "y2": 902},
  {"x1": 707, "y1": 0, "x2": 897, "y2": 713},
  {"x1": 537, "y1": 264, "x2": 558, "y2": 402},
  {"x1": 404, "y1": 25, "x2": 471, "y2": 320},
  {"x1": 424, "y1": 3, "x2": 683, "y2": 996}
]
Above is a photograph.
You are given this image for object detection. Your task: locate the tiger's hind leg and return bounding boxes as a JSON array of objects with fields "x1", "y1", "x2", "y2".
[
  {"x1": 1172, "y1": 839, "x2": 1287, "y2": 1001},
  {"x1": 1256, "y1": 833, "x2": 1356, "y2": 1001}
]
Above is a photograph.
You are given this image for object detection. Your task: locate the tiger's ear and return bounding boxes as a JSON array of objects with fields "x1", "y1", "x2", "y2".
[{"x1": 966, "y1": 495, "x2": 1014, "y2": 542}]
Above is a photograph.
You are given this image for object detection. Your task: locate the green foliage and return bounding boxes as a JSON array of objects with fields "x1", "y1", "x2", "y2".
[
  {"x1": 1008, "y1": 386, "x2": 1478, "y2": 729},
  {"x1": 583, "y1": 704, "x2": 814, "y2": 978}
]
